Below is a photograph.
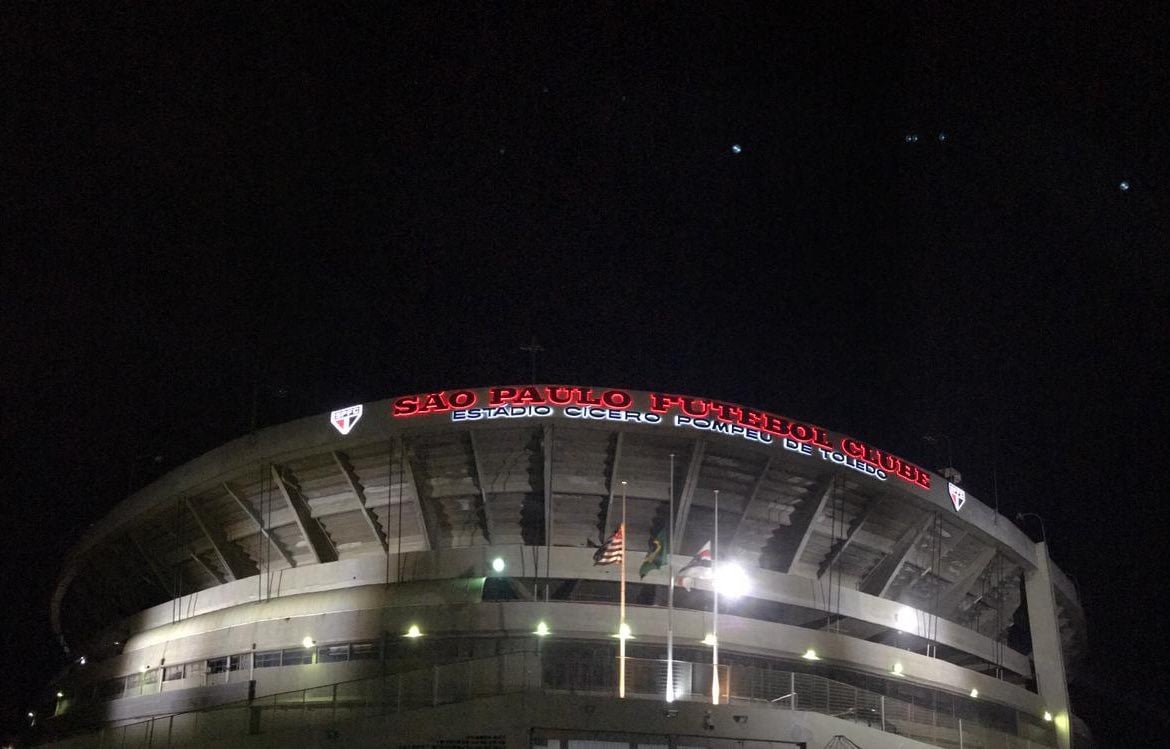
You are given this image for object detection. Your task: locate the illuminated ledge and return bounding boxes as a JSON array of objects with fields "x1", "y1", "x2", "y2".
[{"x1": 106, "y1": 547, "x2": 1030, "y2": 679}]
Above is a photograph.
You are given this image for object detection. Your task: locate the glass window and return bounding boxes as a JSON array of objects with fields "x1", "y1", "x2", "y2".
[
  {"x1": 207, "y1": 657, "x2": 229, "y2": 674},
  {"x1": 163, "y1": 664, "x2": 186, "y2": 681},
  {"x1": 350, "y1": 642, "x2": 379, "y2": 661},
  {"x1": 281, "y1": 648, "x2": 313, "y2": 666},
  {"x1": 254, "y1": 651, "x2": 282, "y2": 669},
  {"x1": 124, "y1": 672, "x2": 142, "y2": 690},
  {"x1": 99, "y1": 678, "x2": 125, "y2": 699},
  {"x1": 142, "y1": 668, "x2": 159, "y2": 684},
  {"x1": 230, "y1": 653, "x2": 249, "y2": 671},
  {"x1": 319, "y1": 644, "x2": 349, "y2": 663}
]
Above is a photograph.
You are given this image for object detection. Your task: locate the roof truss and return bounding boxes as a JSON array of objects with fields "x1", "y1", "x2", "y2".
[
  {"x1": 466, "y1": 431, "x2": 495, "y2": 544},
  {"x1": 271, "y1": 464, "x2": 338, "y2": 565},
  {"x1": 223, "y1": 482, "x2": 296, "y2": 568},
  {"x1": 183, "y1": 497, "x2": 255, "y2": 581},
  {"x1": 332, "y1": 451, "x2": 389, "y2": 553}
]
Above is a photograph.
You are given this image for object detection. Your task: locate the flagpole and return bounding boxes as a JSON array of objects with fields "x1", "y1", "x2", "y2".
[
  {"x1": 619, "y1": 480, "x2": 627, "y2": 699},
  {"x1": 711, "y1": 489, "x2": 719, "y2": 705},
  {"x1": 666, "y1": 453, "x2": 675, "y2": 703}
]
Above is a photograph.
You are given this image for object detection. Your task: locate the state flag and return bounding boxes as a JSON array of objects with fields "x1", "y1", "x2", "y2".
[{"x1": 675, "y1": 541, "x2": 713, "y2": 591}]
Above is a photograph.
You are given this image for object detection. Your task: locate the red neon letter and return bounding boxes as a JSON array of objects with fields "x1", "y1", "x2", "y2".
[
  {"x1": 601, "y1": 390, "x2": 632, "y2": 409},
  {"x1": 448, "y1": 390, "x2": 476, "y2": 408},
  {"x1": 392, "y1": 395, "x2": 419, "y2": 416},
  {"x1": 489, "y1": 387, "x2": 516, "y2": 406},
  {"x1": 649, "y1": 393, "x2": 681, "y2": 413}
]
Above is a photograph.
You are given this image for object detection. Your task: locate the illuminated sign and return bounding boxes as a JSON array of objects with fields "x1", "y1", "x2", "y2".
[
  {"x1": 330, "y1": 404, "x2": 363, "y2": 435},
  {"x1": 390, "y1": 386, "x2": 931, "y2": 491},
  {"x1": 948, "y1": 482, "x2": 966, "y2": 511}
]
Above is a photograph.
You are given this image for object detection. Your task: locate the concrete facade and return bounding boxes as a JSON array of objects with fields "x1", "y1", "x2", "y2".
[{"x1": 42, "y1": 387, "x2": 1085, "y2": 748}]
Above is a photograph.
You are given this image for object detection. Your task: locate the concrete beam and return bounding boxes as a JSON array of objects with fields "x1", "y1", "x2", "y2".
[
  {"x1": 223, "y1": 482, "x2": 296, "y2": 568},
  {"x1": 817, "y1": 496, "x2": 884, "y2": 579},
  {"x1": 466, "y1": 431, "x2": 495, "y2": 544},
  {"x1": 127, "y1": 533, "x2": 174, "y2": 598},
  {"x1": 332, "y1": 451, "x2": 389, "y2": 553},
  {"x1": 859, "y1": 514, "x2": 934, "y2": 598},
  {"x1": 601, "y1": 431, "x2": 624, "y2": 538},
  {"x1": 762, "y1": 474, "x2": 835, "y2": 574},
  {"x1": 188, "y1": 549, "x2": 224, "y2": 585},
  {"x1": 271, "y1": 464, "x2": 338, "y2": 565},
  {"x1": 542, "y1": 424, "x2": 554, "y2": 547},
  {"x1": 672, "y1": 439, "x2": 707, "y2": 546},
  {"x1": 399, "y1": 439, "x2": 435, "y2": 551},
  {"x1": 936, "y1": 546, "x2": 997, "y2": 616},
  {"x1": 728, "y1": 455, "x2": 775, "y2": 553},
  {"x1": 183, "y1": 497, "x2": 254, "y2": 581},
  {"x1": 1026, "y1": 542, "x2": 1072, "y2": 749}
]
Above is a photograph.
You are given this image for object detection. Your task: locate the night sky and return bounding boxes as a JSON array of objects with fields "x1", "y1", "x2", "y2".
[{"x1": 3, "y1": 3, "x2": 1167, "y2": 743}]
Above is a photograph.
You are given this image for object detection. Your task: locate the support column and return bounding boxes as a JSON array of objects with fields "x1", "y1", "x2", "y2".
[{"x1": 1025, "y1": 541, "x2": 1072, "y2": 749}]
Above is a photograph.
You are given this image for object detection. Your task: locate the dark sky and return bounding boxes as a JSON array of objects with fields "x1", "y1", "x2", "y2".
[{"x1": 2, "y1": 3, "x2": 1167, "y2": 743}]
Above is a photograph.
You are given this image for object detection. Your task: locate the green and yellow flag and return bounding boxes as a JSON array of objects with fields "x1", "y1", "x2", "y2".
[{"x1": 639, "y1": 528, "x2": 669, "y2": 578}]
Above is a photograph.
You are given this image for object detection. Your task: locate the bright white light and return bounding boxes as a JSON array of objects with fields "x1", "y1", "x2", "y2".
[
  {"x1": 491, "y1": 557, "x2": 506, "y2": 573},
  {"x1": 302, "y1": 636, "x2": 314, "y2": 649},
  {"x1": 715, "y1": 562, "x2": 750, "y2": 598},
  {"x1": 702, "y1": 633, "x2": 718, "y2": 646},
  {"x1": 140, "y1": 664, "x2": 149, "y2": 672},
  {"x1": 970, "y1": 688, "x2": 979, "y2": 698},
  {"x1": 1120, "y1": 181, "x2": 1130, "y2": 191},
  {"x1": 534, "y1": 621, "x2": 550, "y2": 637},
  {"x1": 801, "y1": 648, "x2": 820, "y2": 661},
  {"x1": 56, "y1": 692, "x2": 63, "y2": 699},
  {"x1": 1043, "y1": 711, "x2": 1053, "y2": 722},
  {"x1": 611, "y1": 622, "x2": 634, "y2": 640},
  {"x1": 894, "y1": 606, "x2": 917, "y2": 632},
  {"x1": 731, "y1": 144, "x2": 742, "y2": 154},
  {"x1": 78, "y1": 656, "x2": 86, "y2": 665},
  {"x1": 891, "y1": 662, "x2": 904, "y2": 676},
  {"x1": 404, "y1": 624, "x2": 423, "y2": 638}
]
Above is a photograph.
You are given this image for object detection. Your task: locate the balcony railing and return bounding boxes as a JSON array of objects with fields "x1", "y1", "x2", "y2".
[{"x1": 43, "y1": 653, "x2": 1056, "y2": 749}]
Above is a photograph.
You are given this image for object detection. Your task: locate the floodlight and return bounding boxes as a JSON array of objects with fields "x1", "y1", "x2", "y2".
[{"x1": 715, "y1": 562, "x2": 750, "y2": 598}]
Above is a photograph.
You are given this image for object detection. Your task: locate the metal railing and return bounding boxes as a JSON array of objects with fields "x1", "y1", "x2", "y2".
[{"x1": 44, "y1": 652, "x2": 1055, "y2": 749}]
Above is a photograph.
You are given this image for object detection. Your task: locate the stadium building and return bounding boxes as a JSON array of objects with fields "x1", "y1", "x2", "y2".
[{"x1": 40, "y1": 386, "x2": 1089, "y2": 748}]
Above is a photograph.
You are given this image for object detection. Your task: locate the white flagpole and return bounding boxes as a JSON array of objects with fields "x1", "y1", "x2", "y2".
[
  {"x1": 711, "y1": 489, "x2": 720, "y2": 705},
  {"x1": 666, "y1": 453, "x2": 675, "y2": 703},
  {"x1": 619, "y1": 480, "x2": 627, "y2": 699}
]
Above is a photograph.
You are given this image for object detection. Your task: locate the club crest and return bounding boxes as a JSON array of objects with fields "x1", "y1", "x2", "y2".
[
  {"x1": 948, "y1": 482, "x2": 966, "y2": 512},
  {"x1": 330, "y1": 404, "x2": 363, "y2": 435}
]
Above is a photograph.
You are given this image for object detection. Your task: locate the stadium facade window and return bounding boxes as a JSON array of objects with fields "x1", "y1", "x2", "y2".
[
  {"x1": 254, "y1": 650, "x2": 282, "y2": 669},
  {"x1": 163, "y1": 665, "x2": 186, "y2": 681},
  {"x1": 320, "y1": 644, "x2": 350, "y2": 663},
  {"x1": 350, "y1": 642, "x2": 378, "y2": 660},
  {"x1": 282, "y1": 647, "x2": 314, "y2": 666}
]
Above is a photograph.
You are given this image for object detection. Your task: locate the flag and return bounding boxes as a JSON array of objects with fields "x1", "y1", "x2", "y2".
[
  {"x1": 639, "y1": 528, "x2": 669, "y2": 578},
  {"x1": 676, "y1": 541, "x2": 713, "y2": 591},
  {"x1": 592, "y1": 526, "x2": 624, "y2": 565}
]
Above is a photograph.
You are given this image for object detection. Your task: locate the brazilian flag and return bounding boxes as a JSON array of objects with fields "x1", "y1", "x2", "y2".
[{"x1": 639, "y1": 528, "x2": 669, "y2": 578}]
